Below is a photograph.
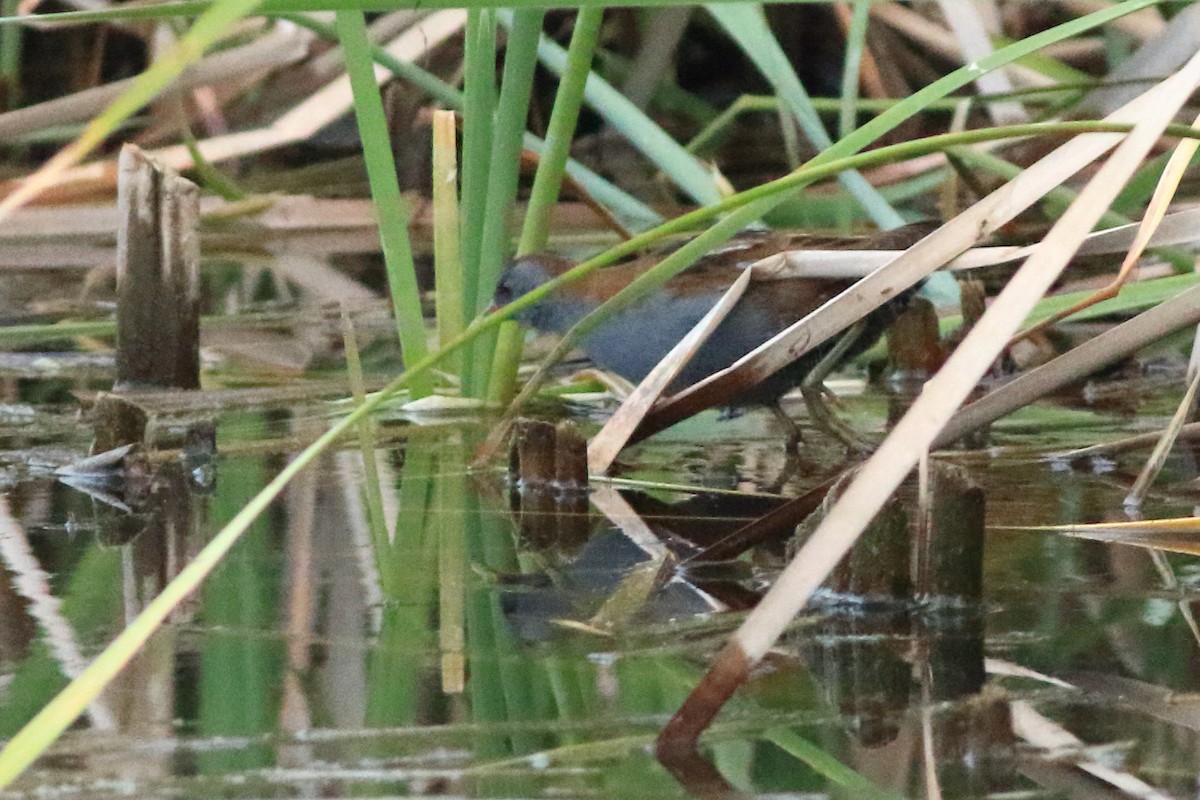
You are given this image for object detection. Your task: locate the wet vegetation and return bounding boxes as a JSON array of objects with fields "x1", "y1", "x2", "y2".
[{"x1": 4, "y1": 1, "x2": 1200, "y2": 797}]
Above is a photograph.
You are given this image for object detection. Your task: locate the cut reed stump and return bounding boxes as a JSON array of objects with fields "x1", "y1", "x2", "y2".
[
  {"x1": 84, "y1": 146, "x2": 206, "y2": 592},
  {"x1": 94, "y1": 144, "x2": 201, "y2": 454},
  {"x1": 114, "y1": 143, "x2": 201, "y2": 392}
]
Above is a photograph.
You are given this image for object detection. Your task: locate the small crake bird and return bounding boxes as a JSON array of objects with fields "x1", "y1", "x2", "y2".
[{"x1": 494, "y1": 223, "x2": 933, "y2": 449}]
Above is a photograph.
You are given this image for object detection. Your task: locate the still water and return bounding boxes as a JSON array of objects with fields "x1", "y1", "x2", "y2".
[{"x1": 3, "y1": 386, "x2": 1200, "y2": 798}]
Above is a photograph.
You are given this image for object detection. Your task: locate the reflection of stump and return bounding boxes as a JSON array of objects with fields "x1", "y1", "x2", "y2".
[
  {"x1": 509, "y1": 418, "x2": 588, "y2": 491},
  {"x1": 114, "y1": 143, "x2": 201, "y2": 392},
  {"x1": 508, "y1": 419, "x2": 590, "y2": 549},
  {"x1": 806, "y1": 610, "x2": 913, "y2": 747},
  {"x1": 658, "y1": 459, "x2": 992, "y2": 782},
  {"x1": 804, "y1": 460, "x2": 993, "y2": 765},
  {"x1": 925, "y1": 685, "x2": 1015, "y2": 795}
]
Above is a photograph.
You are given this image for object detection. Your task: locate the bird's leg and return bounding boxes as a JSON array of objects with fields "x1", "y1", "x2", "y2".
[
  {"x1": 800, "y1": 320, "x2": 878, "y2": 453},
  {"x1": 768, "y1": 401, "x2": 803, "y2": 456},
  {"x1": 764, "y1": 400, "x2": 806, "y2": 492}
]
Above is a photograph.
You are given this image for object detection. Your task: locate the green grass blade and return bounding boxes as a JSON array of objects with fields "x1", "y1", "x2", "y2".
[
  {"x1": 508, "y1": 8, "x2": 723, "y2": 207},
  {"x1": 839, "y1": 1, "x2": 870, "y2": 145},
  {"x1": 706, "y1": 3, "x2": 903, "y2": 229},
  {"x1": 489, "y1": 7, "x2": 604, "y2": 404},
  {"x1": 0, "y1": 0, "x2": 21, "y2": 109},
  {"x1": 486, "y1": 321, "x2": 524, "y2": 404},
  {"x1": 335, "y1": 9, "x2": 431, "y2": 397},
  {"x1": 459, "y1": 8, "x2": 497, "y2": 323},
  {"x1": 837, "y1": 0, "x2": 870, "y2": 232},
  {"x1": 474, "y1": 7, "x2": 546, "y2": 308},
  {"x1": 467, "y1": 9, "x2": 545, "y2": 397},
  {"x1": 518, "y1": 6, "x2": 604, "y2": 255}
]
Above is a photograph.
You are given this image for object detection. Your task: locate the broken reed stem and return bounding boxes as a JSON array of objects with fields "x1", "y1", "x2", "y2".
[{"x1": 114, "y1": 144, "x2": 200, "y2": 391}]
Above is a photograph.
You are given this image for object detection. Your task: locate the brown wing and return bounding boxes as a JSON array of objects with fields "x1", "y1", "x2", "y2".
[
  {"x1": 553, "y1": 221, "x2": 939, "y2": 305},
  {"x1": 774, "y1": 220, "x2": 940, "y2": 253}
]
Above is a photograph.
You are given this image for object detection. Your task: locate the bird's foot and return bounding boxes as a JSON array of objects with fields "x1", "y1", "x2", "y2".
[{"x1": 800, "y1": 387, "x2": 877, "y2": 454}]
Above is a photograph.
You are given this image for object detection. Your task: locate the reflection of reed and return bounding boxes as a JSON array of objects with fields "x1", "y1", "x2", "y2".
[
  {"x1": 0, "y1": 495, "x2": 117, "y2": 730},
  {"x1": 437, "y1": 438, "x2": 468, "y2": 694},
  {"x1": 279, "y1": 442, "x2": 317, "y2": 761}
]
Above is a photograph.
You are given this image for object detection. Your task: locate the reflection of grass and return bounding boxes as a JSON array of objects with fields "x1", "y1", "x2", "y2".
[
  {"x1": 437, "y1": 439, "x2": 468, "y2": 694},
  {"x1": 460, "y1": 651, "x2": 894, "y2": 797},
  {"x1": 197, "y1": 426, "x2": 282, "y2": 771},
  {"x1": 366, "y1": 440, "x2": 437, "y2": 728}
]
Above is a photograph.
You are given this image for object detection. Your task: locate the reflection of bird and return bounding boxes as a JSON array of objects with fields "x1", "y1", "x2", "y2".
[{"x1": 494, "y1": 224, "x2": 933, "y2": 449}]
